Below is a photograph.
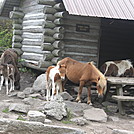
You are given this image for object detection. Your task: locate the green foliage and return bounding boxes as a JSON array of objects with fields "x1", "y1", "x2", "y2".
[
  {"x1": 61, "y1": 109, "x2": 73, "y2": 124},
  {"x1": 2, "y1": 108, "x2": 9, "y2": 113},
  {"x1": 17, "y1": 115, "x2": 26, "y2": 121},
  {"x1": 0, "y1": 20, "x2": 13, "y2": 52}
]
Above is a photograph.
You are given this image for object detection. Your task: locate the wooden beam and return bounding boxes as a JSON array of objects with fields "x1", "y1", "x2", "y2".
[
  {"x1": 52, "y1": 41, "x2": 64, "y2": 49},
  {"x1": 37, "y1": 0, "x2": 56, "y2": 6},
  {"x1": 10, "y1": 11, "x2": 24, "y2": 19},
  {"x1": 38, "y1": 59, "x2": 53, "y2": 68},
  {"x1": 41, "y1": 43, "x2": 54, "y2": 51}
]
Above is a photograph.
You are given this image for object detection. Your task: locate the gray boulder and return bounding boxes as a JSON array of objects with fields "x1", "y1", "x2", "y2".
[
  {"x1": 0, "y1": 118, "x2": 86, "y2": 134},
  {"x1": 112, "y1": 129, "x2": 134, "y2": 134},
  {"x1": 33, "y1": 73, "x2": 47, "y2": 92},
  {"x1": 27, "y1": 110, "x2": 46, "y2": 123},
  {"x1": 44, "y1": 95, "x2": 67, "y2": 120},
  {"x1": 9, "y1": 103, "x2": 30, "y2": 113},
  {"x1": 83, "y1": 107, "x2": 107, "y2": 123}
]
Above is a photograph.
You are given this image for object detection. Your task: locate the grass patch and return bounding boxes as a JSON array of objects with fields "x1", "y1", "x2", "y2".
[
  {"x1": 61, "y1": 109, "x2": 73, "y2": 124},
  {"x1": 17, "y1": 115, "x2": 26, "y2": 121},
  {"x1": 2, "y1": 108, "x2": 9, "y2": 113}
]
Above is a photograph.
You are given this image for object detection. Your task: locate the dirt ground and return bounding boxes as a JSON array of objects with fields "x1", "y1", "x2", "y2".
[{"x1": 0, "y1": 70, "x2": 134, "y2": 134}]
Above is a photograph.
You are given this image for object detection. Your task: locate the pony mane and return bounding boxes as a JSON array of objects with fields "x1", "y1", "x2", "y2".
[{"x1": 88, "y1": 62, "x2": 107, "y2": 93}]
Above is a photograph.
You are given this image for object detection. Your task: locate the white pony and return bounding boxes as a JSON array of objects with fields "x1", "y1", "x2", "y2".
[
  {"x1": 46, "y1": 65, "x2": 66, "y2": 101},
  {"x1": 0, "y1": 64, "x2": 15, "y2": 95}
]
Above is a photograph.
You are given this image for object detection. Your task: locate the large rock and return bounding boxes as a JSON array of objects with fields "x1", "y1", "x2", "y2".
[
  {"x1": 65, "y1": 101, "x2": 92, "y2": 116},
  {"x1": 9, "y1": 103, "x2": 30, "y2": 113},
  {"x1": 44, "y1": 95, "x2": 67, "y2": 120},
  {"x1": 83, "y1": 107, "x2": 107, "y2": 123},
  {"x1": 27, "y1": 110, "x2": 46, "y2": 123},
  {"x1": 112, "y1": 129, "x2": 134, "y2": 134},
  {"x1": 0, "y1": 118, "x2": 86, "y2": 134},
  {"x1": 22, "y1": 97, "x2": 46, "y2": 111},
  {"x1": 33, "y1": 73, "x2": 47, "y2": 92}
]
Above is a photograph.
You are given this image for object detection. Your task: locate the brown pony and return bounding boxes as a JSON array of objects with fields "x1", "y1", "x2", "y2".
[
  {"x1": 57, "y1": 57, "x2": 107, "y2": 104},
  {"x1": 0, "y1": 48, "x2": 20, "y2": 90}
]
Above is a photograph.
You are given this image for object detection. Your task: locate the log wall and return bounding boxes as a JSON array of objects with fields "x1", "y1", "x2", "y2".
[
  {"x1": 10, "y1": 0, "x2": 66, "y2": 70},
  {"x1": 63, "y1": 15, "x2": 101, "y2": 64},
  {"x1": 10, "y1": 0, "x2": 100, "y2": 70}
]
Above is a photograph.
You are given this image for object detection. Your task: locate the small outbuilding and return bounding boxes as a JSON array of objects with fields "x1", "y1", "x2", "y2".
[{"x1": 0, "y1": 0, "x2": 134, "y2": 70}]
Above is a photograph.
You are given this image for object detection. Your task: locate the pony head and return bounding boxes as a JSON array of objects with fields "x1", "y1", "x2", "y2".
[
  {"x1": 96, "y1": 76, "x2": 107, "y2": 98},
  {"x1": 58, "y1": 64, "x2": 66, "y2": 81}
]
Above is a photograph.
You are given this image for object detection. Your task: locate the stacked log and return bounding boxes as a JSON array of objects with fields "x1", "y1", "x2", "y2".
[
  {"x1": 10, "y1": 7, "x2": 24, "y2": 56},
  {"x1": 10, "y1": 0, "x2": 67, "y2": 70}
]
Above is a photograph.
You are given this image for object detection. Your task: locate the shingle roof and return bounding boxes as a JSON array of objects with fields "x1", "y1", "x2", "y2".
[{"x1": 62, "y1": 0, "x2": 134, "y2": 20}]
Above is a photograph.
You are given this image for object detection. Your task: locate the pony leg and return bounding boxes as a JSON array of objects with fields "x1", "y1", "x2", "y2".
[
  {"x1": 76, "y1": 81, "x2": 85, "y2": 103},
  {"x1": 9, "y1": 78, "x2": 13, "y2": 92},
  {"x1": 51, "y1": 81, "x2": 56, "y2": 100},
  {"x1": 46, "y1": 89, "x2": 50, "y2": 101},
  {"x1": 0, "y1": 76, "x2": 4, "y2": 91},
  {"x1": 87, "y1": 86, "x2": 92, "y2": 105},
  {"x1": 5, "y1": 77, "x2": 9, "y2": 95}
]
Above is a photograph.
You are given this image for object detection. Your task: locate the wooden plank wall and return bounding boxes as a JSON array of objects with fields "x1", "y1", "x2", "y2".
[
  {"x1": 63, "y1": 15, "x2": 101, "y2": 65},
  {"x1": 99, "y1": 18, "x2": 134, "y2": 67}
]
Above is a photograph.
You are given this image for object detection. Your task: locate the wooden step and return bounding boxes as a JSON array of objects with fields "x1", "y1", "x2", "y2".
[{"x1": 112, "y1": 95, "x2": 134, "y2": 101}]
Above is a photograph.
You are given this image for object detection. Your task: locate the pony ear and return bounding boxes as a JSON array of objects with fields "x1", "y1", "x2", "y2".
[{"x1": 59, "y1": 64, "x2": 66, "y2": 68}]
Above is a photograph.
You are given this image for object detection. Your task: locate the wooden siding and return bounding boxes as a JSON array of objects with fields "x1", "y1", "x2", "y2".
[
  {"x1": 99, "y1": 18, "x2": 134, "y2": 67},
  {"x1": 0, "y1": 0, "x2": 20, "y2": 17},
  {"x1": 63, "y1": 15, "x2": 101, "y2": 65}
]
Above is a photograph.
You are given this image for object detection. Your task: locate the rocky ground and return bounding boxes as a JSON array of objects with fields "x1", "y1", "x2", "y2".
[{"x1": 0, "y1": 70, "x2": 134, "y2": 134}]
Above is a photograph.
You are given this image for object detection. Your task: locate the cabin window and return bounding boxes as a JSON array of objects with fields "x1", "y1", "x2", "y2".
[
  {"x1": 0, "y1": 0, "x2": 6, "y2": 14},
  {"x1": 76, "y1": 24, "x2": 90, "y2": 32}
]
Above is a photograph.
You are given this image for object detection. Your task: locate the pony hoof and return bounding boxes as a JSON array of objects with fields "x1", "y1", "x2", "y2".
[
  {"x1": 78, "y1": 100, "x2": 81, "y2": 103},
  {"x1": 87, "y1": 101, "x2": 92, "y2": 105}
]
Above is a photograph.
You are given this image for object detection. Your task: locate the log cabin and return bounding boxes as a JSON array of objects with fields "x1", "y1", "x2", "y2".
[{"x1": 0, "y1": 0, "x2": 134, "y2": 71}]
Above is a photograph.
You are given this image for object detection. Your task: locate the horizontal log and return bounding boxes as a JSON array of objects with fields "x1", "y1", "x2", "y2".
[
  {"x1": 54, "y1": 18, "x2": 64, "y2": 25},
  {"x1": 12, "y1": 42, "x2": 22, "y2": 48},
  {"x1": 53, "y1": 33, "x2": 64, "y2": 39},
  {"x1": 13, "y1": 48, "x2": 23, "y2": 56},
  {"x1": 24, "y1": 59, "x2": 38, "y2": 65},
  {"x1": 54, "y1": 11, "x2": 68, "y2": 18},
  {"x1": 43, "y1": 53, "x2": 54, "y2": 60},
  {"x1": 23, "y1": 19, "x2": 45, "y2": 26},
  {"x1": 12, "y1": 19, "x2": 23, "y2": 24},
  {"x1": 44, "y1": 36, "x2": 55, "y2": 43},
  {"x1": 44, "y1": 28, "x2": 55, "y2": 35},
  {"x1": 51, "y1": 57, "x2": 62, "y2": 64},
  {"x1": 52, "y1": 49, "x2": 64, "y2": 56},
  {"x1": 23, "y1": 26, "x2": 44, "y2": 33},
  {"x1": 10, "y1": 11, "x2": 24, "y2": 19},
  {"x1": 52, "y1": 41, "x2": 64, "y2": 49},
  {"x1": 44, "y1": 21, "x2": 56, "y2": 28},
  {"x1": 37, "y1": 0, "x2": 56, "y2": 6},
  {"x1": 45, "y1": 14, "x2": 55, "y2": 21},
  {"x1": 24, "y1": 13, "x2": 45, "y2": 20},
  {"x1": 22, "y1": 45, "x2": 51, "y2": 54},
  {"x1": 13, "y1": 24, "x2": 22, "y2": 30},
  {"x1": 22, "y1": 32, "x2": 44, "y2": 40},
  {"x1": 24, "y1": 13, "x2": 55, "y2": 21},
  {"x1": 21, "y1": 52, "x2": 43, "y2": 61},
  {"x1": 54, "y1": 27, "x2": 65, "y2": 33},
  {"x1": 12, "y1": 35, "x2": 22, "y2": 42},
  {"x1": 13, "y1": 30, "x2": 22, "y2": 35},
  {"x1": 41, "y1": 43, "x2": 54, "y2": 51},
  {"x1": 13, "y1": 7, "x2": 23, "y2": 12},
  {"x1": 23, "y1": 5, "x2": 46, "y2": 13},
  {"x1": 38, "y1": 60, "x2": 53, "y2": 68},
  {"x1": 22, "y1": 38, "x2": 43, "y2": 46},
  {"x1": 22, "y1": 62, "x2": 46, "y2": 71},
  {"x1": 43, "y1": 7, "x2": 57, "y2": 14},
  {"x1": 54, "y1": 3, "x2": 65, "y2": 10}
]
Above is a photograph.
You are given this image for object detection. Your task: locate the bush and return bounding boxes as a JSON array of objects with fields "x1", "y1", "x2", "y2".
[{"x1": 0, "y1": 19, "x2": 13, "y2": 54}]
